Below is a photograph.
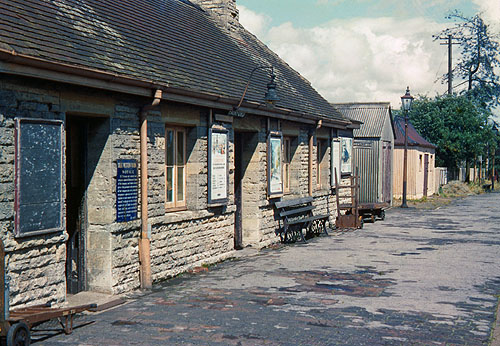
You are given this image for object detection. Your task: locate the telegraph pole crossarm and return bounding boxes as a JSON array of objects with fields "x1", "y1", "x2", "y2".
[{"x1": 435, "y1": 35, "x2": 460, "y2": 95}]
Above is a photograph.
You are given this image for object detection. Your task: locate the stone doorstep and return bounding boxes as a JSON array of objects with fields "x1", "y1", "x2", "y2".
[{"x1": 65, "y1": 291, "x2": 128, "y2": 314}]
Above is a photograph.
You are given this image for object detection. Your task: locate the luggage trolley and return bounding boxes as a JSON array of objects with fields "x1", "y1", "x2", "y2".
[{"x1": 0, "y1": 239, "x2": 95, "y2": 345}]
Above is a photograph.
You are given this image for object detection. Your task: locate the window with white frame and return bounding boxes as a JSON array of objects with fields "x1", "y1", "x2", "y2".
[{"x1": 165, "y1": 127, "x2": 186, "y2": 210}]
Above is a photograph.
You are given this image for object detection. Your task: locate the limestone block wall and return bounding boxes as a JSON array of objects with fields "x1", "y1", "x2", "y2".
[
  {"x1": 150, "y1": 211, "x2": 234, "y2": 282},
  {"x1": 104, "y1": 101, "x2": 143, "y2": 294},
  {"x1": 240, "y1": 122, "x2": 269, "y2": 247},
  {"x1": 0, "y1": 76, "x2": 67, "y2": 307},
  {"x1": 0, "y1": 74, "x2": 347, "y2": 302},
  {"x1": 191, "y1": 0, "x2": 240, "y2": 32},
  {"x1": 257, "y1": 126, "x2": 338, "y2": 244},
  {"x1": 144, "y1": 114, "x2": 236, "y2": 286}
]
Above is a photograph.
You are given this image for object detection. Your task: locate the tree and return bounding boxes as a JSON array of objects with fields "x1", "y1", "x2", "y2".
[
  {"x1": 405, "y1": 95, "x2": 496, "y2": 177},
  {"x1": 436, "y1": 12, "x2": 500, "y2": 109}
]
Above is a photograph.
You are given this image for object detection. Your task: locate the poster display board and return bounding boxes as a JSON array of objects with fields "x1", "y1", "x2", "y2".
[
  {"x1": 14, "y1": 118, "x2": 63, "y2": 237},
  {"x1": 116, "y1": 159, "x2": 138, "y2": 222},
  {"x1": 341, "y1": 137, "x2": 353, "y2": 174},
  {"x1": 331, "y1": 139, "x2": 340, "y2": 185},
  {"x1": 267, "y1": 132, "x2": 283, "y2": 197},
  {"x1": 208, "y1": 128, "x2": 228, "y2": 205}
]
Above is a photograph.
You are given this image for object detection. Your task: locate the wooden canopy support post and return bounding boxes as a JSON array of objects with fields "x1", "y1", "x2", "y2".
[{"x1": 139, "y1": 89, "x2": 162, "y2": 290}]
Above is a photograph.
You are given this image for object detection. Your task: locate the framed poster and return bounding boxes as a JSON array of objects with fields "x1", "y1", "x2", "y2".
[
  {"x1": 340, "y1": 137, "x2": 353, "y2": 174},
  {"x1": 208, "y1": 128, "x2": 228, "y2": 205},
  {"x1": 331, "y1": 139, "x2": 340, "y2": 186},
  {"x1": 14, "y1": 118, "x2": 64, "y2": 237},
  {"x1": 267, "y1": 132, "x2": 283, "y2": 197}
]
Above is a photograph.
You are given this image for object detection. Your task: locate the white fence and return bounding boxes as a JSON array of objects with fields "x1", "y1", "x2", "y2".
[{"x1": 435, "y1": 167, "x2": 448, "y2": 189}]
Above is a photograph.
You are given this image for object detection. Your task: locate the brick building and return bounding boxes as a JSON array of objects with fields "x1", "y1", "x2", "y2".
[{"x1": 0, "y1": 0, "x2": 357, "y2": 306}]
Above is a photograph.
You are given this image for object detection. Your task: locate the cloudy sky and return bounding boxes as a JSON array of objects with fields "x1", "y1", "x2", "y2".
[{"x1": 237, "y1": 0, "x2": 500, "y2": 110}]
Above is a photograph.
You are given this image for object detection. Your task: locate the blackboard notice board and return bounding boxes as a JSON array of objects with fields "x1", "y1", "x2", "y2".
[
  {"x1": 116, "y1": 159, "x2": 138, "y2": 222},
  {"x1": 15, "y1": 118, "x2": 63, "y2": 237}
]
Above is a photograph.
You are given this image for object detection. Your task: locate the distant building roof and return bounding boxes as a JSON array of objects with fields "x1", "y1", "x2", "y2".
[
  {"x1": 0, "y1": 0, "x2": 348, "y2": 124},
  {"x1": 393, "y1": 115, "x2": 437, "y2": 149},
  {"x1": 333, "y1": 102, "x2": 395, "y2": 138}
]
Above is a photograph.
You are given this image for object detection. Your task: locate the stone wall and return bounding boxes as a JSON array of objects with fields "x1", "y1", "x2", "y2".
[
  {"x1": 0, "y1": 73, "x2": 344, "y2": 304},
  {"x1": 0, "y1": 75, "x2": 238, "y2": 300},
  {"x1": 257, "y1": 126, "x2": 338, "y2": 245},
  {"x1": 0, "y1": 76, "x2": 67, "y2": 307},
  {"x1": 191, "y1": 0, "x2": 240, "y2": 32},
  {"x1": 145, "y1": 114, "x2": 236, "y2": 287}
]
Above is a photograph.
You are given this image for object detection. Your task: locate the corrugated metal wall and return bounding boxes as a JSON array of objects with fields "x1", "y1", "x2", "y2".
[{"x1": 353, "y1": 139, "x2": 379, "y2": 203}]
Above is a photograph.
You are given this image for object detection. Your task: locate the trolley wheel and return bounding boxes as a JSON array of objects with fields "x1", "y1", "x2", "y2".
[
  {"x1": 380, "y1": 210, "x2": 386, "y2": 221},
  {"x1": 7, "y1": 322, "x2": 31, "y2": 346}
]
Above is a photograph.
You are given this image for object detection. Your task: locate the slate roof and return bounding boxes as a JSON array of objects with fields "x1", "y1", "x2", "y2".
[
  {"x1": 393, "y1": 115, "x2": 436, "y2": 149},
  {"x1": 333, "y1": 102, "x2": 395, "y2": 138},
  {"x1": 0, "y1": 0, "x2": 347, "y2": 123}
]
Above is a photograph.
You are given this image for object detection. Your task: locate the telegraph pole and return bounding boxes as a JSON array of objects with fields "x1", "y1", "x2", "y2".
[{"x1": 438, "y1": 35, "x2": 459, "y2": 95}]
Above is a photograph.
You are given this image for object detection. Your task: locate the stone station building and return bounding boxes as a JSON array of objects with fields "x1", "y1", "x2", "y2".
[{"x1": 0, "y1": 0, "x2": 358, "y2": 306}]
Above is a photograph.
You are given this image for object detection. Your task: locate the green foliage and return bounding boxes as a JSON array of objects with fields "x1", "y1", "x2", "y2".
[
  {"x1": 405, "y1": 95, "x2": 497, "y2": 170},
  {"x1": 436, "y1": 12, "x2": 500, "y2": 109}
]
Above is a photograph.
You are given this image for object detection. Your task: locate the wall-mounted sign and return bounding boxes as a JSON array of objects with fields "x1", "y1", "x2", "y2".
[
  {"x1": 341, "y1": 137, "x2": 353, "y2": 174},
  {"x1": 208, "y1": 128, "x2": 228, "y2": 205},
  {"x1": 116, "y1": 159, "x2": 138, "y2": 222},
  {"x1": 267, "y1": 132, "x2": 283, "y2": 197},
  {"x1": 14, "y1": 118, "x2": 64, "y2": 237}
]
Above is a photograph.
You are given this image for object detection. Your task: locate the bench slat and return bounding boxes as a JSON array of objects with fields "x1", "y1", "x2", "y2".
[
  {"x1": 286, "y1": 214, "x2": 328, "y2": 225},
  {"x1": 275, "y1": 196, "x2": 314, "y2": 209},
  {"x1": 280, "y1": 205, "x2": 314, "y2": 217}
]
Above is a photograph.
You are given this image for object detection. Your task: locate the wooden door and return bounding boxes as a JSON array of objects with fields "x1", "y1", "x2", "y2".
[
  {"x1": 381, "y1": 141, "x2": 392, "y2": 203},
  {"x1": 423, "y1": 154, "x2": 429, "y2": 197}
]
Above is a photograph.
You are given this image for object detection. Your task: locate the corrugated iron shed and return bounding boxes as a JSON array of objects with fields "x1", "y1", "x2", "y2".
[
  {"x1": 333, "y1": 102, "x2": 395, "y2": 138},
  {"x1": 393, "y1": 116, "x2": 437, "y2": 149},
  {"x1": 0, "y1": 0, "x2": 347, "y2": 122}
]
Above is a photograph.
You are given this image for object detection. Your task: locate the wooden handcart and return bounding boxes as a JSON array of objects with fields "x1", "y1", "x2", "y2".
[
  {"x1": 358, "y1": 202, "x2": 389, "y2": 223},
  {"x1": 334, "y1": 168, "x2": 363, "y2": 229},
  {"x1": 0, "y1": 240, "x2": 95, "y2": 345}
]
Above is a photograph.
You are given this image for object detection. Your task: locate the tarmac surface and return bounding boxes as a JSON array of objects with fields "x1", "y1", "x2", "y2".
[{"x1": 35, "y1": 192, "x2": 500, "y2": 345}]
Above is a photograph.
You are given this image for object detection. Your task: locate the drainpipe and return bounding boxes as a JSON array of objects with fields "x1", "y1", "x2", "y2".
[
  {"x1": 309, "y1": 129, "x2": 314, "y2": 196},
  {"x1": 139, "y1": 89, "x2": 162, "y2": 289}
]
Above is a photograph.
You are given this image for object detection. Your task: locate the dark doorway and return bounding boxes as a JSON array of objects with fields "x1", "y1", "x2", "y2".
[
  {"x1": 423, "y1": 154, "x2": 429, "y2": 197},
  {"x1": 234, "y1": 132, "x2": 243, "y2": 250},
  {"x1": 233, "y1": 131, "x2": 259, "y2": 249},
  {"x1": 66, "y1": 116, "x2": 88, "y2": 294}
]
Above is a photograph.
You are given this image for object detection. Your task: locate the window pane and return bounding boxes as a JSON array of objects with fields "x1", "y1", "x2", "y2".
[
  {"x1": 166, "y1": 130, "x2": 174, "y2": 166},
  {"x1": 166, "y1": 167, "x2": 173, "y2": 202},
  {"x1": 177, "y1": 131, "x2": 185, "y2": 165},
  {"x1": 177, "y1": 166, "x2": 184, "y2": 201}
]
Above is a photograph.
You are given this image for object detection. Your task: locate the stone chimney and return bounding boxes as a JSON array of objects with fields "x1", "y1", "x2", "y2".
[{"x1": 191, "y1": 0, "x2": 240, "y2": 32}]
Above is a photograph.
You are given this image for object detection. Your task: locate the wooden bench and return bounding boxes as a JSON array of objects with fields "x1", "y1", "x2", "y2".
[{"x1": 274, "y1": 197, "x2": 329, "y2": 243}]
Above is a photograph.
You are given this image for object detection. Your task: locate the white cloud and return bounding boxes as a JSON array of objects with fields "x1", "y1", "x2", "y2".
[
  {"x1": 237, "y1": 5, "x2": 271, "y2": 38},
  {"x1": 472, "y1": 0, "x2": 500, "y2": 30},
  {"x1": 263, "y1": 16, "x2": 446, "y2": 108},
  {"x1": 237, "y1": 4, "x2": 499, "y2": 115}
]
